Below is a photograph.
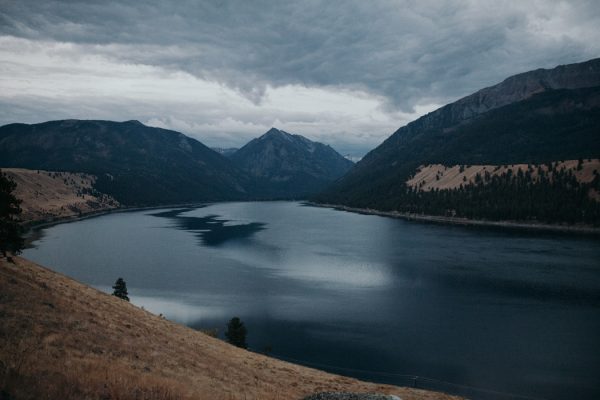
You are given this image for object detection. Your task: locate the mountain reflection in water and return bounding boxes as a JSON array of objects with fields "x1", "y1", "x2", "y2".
[{"x1": 151, "y1": 208, "x2": 266, "y2": 246}]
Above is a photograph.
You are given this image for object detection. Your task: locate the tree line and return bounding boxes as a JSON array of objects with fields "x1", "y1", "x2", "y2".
[{"x1": 398, "y1": 165, "x2": 600, "y2": 225}]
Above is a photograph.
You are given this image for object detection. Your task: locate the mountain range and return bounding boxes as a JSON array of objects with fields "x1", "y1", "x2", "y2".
[
  {"x1": 1, "y1": 58, "x2": 599, "y2": 224},
  {"x1": 0, "y1": 121, "x2": 351, "y2": 205}
]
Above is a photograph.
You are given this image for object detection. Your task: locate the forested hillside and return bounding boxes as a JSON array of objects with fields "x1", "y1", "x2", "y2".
[{"x1": 316, "y1": 59, "x2": 600, "y2": 225}]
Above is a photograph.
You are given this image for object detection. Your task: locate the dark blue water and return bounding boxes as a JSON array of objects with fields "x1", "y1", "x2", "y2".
[{"x1": 23, "y1": 202, "x2": 600, "y2": 399}]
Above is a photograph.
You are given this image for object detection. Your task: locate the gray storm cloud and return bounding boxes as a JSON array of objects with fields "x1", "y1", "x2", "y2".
[{"x1": 1, "y1": 0, "x2": 599, "y2": 155}]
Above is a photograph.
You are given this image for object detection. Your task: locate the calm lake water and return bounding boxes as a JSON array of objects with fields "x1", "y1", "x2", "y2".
[{"x1": 23, "y1": 202, "x2": 600, "y2": 399}]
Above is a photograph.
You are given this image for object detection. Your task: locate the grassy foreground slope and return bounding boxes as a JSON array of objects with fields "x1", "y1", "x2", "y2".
[{"x1": 0, "y1": 257, "x2": 459, "y2": 400}]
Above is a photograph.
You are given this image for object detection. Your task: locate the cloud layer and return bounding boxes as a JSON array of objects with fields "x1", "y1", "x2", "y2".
[{"x1": 1, "y1": 0, "x2": 599, "y2": 155}]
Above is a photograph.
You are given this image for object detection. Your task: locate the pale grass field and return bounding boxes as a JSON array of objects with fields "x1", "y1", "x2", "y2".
[
  {"x1": 0, "y1": 257, "x2": 461, "y2": 400},
  {"x1": 2, "y1": 168, "x2": 119, "y2": 222},
  {"x1": 406, "y1": 159, "x2": 600, "y2": 193}
]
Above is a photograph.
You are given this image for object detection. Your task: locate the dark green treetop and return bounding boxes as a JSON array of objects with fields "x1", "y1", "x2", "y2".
[
  {"x1": 112, "y1": 277, "x2": 129, "y2": 301},
  {"x1": 225, "y1": 317, "x2": 248, "y2": 349},
  {"x1": 0, "y1": 170, "x2": 24, "y2": 257}
]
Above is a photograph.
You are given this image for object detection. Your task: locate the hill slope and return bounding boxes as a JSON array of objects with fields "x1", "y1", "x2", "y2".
[
  {"x1": 1, "y1": 168, "x2": 119, "y2": 223},
  {"x1": 0, "y1": 256, "x2": 458, "y2": 400},
  {"x1": 0, "y1": 120, "x2": 249, "y2": 205},
  {"x1": 316, "y1": 59, "x2": 600, "y2": 224},
  {"x1": 231, "y1": 128, "x2": 353, "y2": 198}
]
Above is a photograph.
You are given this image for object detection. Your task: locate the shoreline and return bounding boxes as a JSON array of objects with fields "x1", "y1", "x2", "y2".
[
  {"x1": 21, "y1": 198, "x2": 301, "y2": 231},
  {"x1": 2, "y1": 256, "x2": 459, "y2": 400},
  {"x1": 22, "y1": 202, "x2": 208, "y2": 236},
  {"x1": 307, "y1": 202, "x2": 600, "y2": 235},
  {"x1": 22, "y1": 199, "x2": 600, "y2": 237},
  {"x1": 22, "y1": 198, "x2": 303, "y2": 232}
]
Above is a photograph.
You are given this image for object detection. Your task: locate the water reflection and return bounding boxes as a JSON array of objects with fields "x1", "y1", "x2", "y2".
[{"x1": 151, "y1": 208, "x2": 266, "y2": 246}]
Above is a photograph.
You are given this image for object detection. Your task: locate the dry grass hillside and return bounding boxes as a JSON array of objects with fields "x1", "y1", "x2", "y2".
[
  {"x1": 406, "y1": 159, "x2": 599, "y2": 196},
  {"x1": 2, "y1": 168, "x2": 119, "y2": 222},
  {"x1": 0, "y1": 256, "x2": 460, "y2": 400}
]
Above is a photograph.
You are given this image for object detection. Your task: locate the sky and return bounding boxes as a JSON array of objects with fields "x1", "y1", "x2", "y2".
[{"x1": 1, "y1": 1, "x2": 599, "y2": 157}]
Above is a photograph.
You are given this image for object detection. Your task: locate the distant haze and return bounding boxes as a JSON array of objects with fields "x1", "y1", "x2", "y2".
[{"x1": 1, "y1": 1, "x2": 599, "y2": 157}]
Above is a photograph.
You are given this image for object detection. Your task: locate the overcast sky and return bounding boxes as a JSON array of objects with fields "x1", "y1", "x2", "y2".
[{"x1": 1, "y1": 1, "x2": 599, "y2": 156}]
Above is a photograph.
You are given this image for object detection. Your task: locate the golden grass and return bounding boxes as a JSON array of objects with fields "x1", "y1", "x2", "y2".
[
  {"x1": 0, "y1": 256, "x2": 461, "y2": 400},
  {"x1": 406, "y1": 159, "x2": 600, "y2": 193},
  {"x1": 2, "y1": 168, "x2": 119, "y2": 222}
]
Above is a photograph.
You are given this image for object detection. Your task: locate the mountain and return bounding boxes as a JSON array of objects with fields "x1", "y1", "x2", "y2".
[
  {"x1": 230, "y1": 128, "x2": 354, "y2": 199},
  {"x1": 0, "y1": 119, "x2": 249, "y2": 205},
  {"x1": 316, "y1": 58, "x2": 600, "y2": 224}
]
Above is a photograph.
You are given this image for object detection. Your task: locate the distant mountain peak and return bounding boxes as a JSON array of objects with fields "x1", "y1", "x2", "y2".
[
  {"x1": 265, "y1": 127, "x2": 282, "y2": 134},
  {"x1": 261, "y1": 127, "x2": 293, "y2": 141},
  {"x1": 231, "y1": 128, "x2": 354, "y2": 198}
]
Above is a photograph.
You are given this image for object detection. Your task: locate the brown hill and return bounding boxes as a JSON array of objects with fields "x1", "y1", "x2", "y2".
[
  {"x1": 2, "y1": 168, "x2": 119, "y2": 223},
  {"x1": 0, "y1": 256, "x2": 460, "y2": 400}
]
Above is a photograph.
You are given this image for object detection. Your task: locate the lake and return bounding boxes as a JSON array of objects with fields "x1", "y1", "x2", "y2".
[{"x1": 23, "y1": 201, "x2": 600, "y2": 399}]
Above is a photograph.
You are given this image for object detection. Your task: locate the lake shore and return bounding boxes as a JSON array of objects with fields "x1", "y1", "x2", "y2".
[
  {"x1": 15, "y1": 201, "x2": 466, "y2": 400},
  {"x1": 21, "y1": 200, "x2": 600, "y2": 399},
  {"x1": 25, "y1": 200, "x2": 600, "y2": 236},
  {"x1": 22, "y1": 202, "x2": 205, "y2": 230},
  {"x1": 308, "y1": 202, "x2": 600, "y2": 235},
  {"x1": 0, "y1": 255, "x2": 462, "y2": 400}
]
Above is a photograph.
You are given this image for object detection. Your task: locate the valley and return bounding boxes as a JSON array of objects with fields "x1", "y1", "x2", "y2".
[{"x1": 2, "y1": 54, "x2": 600, "y2": 400}]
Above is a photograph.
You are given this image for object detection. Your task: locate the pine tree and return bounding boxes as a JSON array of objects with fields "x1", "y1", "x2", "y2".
[
  {"x1": 0, "y1": 171, "x2": 24, "y2": 258},
  {"x1": 225, "y1": 317, "x2": 248, "y2": 349},
  {"x1": 112, "y1": 277, "x2": 129, "y2": 301}
]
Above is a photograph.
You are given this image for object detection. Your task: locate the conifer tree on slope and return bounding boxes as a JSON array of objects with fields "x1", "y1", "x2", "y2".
[
  {"x1": 0, "y1": 171, "x2": 24, "y2": 258},
  {"x1": 225, "y1": 317, "x2": 248, "y2": 349},
  {"x1": 112, "y1": 277, "x2": 129, "y2": 301}
]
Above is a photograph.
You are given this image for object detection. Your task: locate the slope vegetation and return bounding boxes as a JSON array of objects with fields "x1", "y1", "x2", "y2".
[
  {"x1": 0, "y1": 257, "x2": 458, "y2": 400},
  {"x1": 2, "y1": 168, "x2": 119, "y2": 223},
  {"x1": 406, "y1": 160, "x2": 599, "y2": 192}
]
